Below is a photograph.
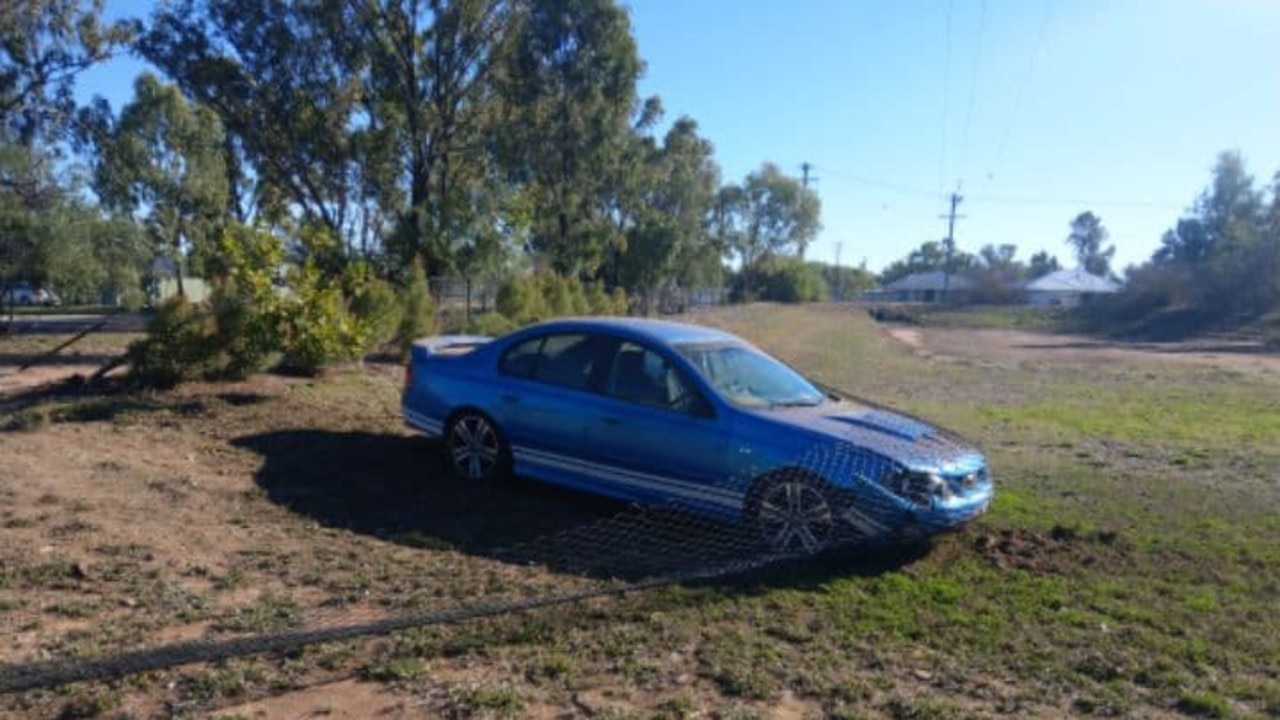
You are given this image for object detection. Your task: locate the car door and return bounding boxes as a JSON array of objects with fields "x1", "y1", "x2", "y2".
[
  {"x1": 495, "y1": 331, "x2": 609, "y2": 465},
  {"x1": 581, "y1": 340, "x2": 736, "y2": 515}
]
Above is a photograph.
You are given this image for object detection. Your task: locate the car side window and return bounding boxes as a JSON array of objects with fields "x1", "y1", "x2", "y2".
[
  {"x1": 532, "y1": 334, "x2": 601, "y2": 390},
  {"x1": 500, "y1": 337, "x2": 543, "y2": 378},
  {"x1": 604, "y1": 342, "x2": 708, "y2": 416}
]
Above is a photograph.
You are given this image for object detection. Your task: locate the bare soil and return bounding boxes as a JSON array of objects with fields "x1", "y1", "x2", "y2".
[{"x1": 884, "y1": 324, "x2": 1280, "y2": 374}]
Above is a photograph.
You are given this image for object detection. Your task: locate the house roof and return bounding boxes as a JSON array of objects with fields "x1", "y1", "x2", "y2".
[
  {"x1": 883, "y1": 271, "x2": 975, "y2": 292},
  {"x1": 1024, "y1": 268, "x2": 1121, "y2": 293}
]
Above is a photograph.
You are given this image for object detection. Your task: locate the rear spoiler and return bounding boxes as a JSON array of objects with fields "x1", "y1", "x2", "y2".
[{"x1": 409, "y1": 335, "x2": 493, "y2": 360}]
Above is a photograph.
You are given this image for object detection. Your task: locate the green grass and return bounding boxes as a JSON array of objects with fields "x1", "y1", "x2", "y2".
[{"x1": 684, "y1": 303, "x2": 1280, "y2": 716}]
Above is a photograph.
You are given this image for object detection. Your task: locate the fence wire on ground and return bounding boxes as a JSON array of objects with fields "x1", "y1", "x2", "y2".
[
  {"x1": 0, "y1": 411, "x2": 964, "y2": 695},
  {"x1": 0, "y1": 506, "x2": 795, "y2": 694},
  {"x1": 0, "y1": 334, "x2": 972, "y2": 698}
]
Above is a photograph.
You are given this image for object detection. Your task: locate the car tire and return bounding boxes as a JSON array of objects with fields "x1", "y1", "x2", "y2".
[
  {"x1": 747, "y1": 471, "x2": 836, "y2": 555},
  {"x1": 444, "y1": 410, "x2": 511, "y2": 483}
]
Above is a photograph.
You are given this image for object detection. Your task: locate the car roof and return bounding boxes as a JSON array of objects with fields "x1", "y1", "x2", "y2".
[{"x1": 523, "y1": 316, "x2": 742, "y2": 346}]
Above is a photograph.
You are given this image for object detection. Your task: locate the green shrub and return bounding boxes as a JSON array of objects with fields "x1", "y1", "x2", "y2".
[
  {"x1": 496, "y1": 275, "x2": 545, "y2": 324},
  {"x1": 609, "y1": 287, "x2": 629, "y2": 315},
  {"x1": 117, "y1": 284, "x2": 147, "y2": 311},
  {"x1": 277, "y1": 263, "x2": 366, "y2": 376},
  {"x1": 347, "y1": 266, "x2": 402, "y2": 351},
  {"x1": 563, "y1": 276, "x2": 590, "y2": 315},
  {"x1": 207, "y1": 285, "x2": 277, "y2": 380},
  {"x1": 467, "y1": 312, "x2": 517, "y2": 337},
  {"x1": 126, "y1": 297, "x2": 211, "y2": 389},
  {"x1": 733, "y1": 258, "x2": 827, "y2": 303},
  {"x1": 541, "y1": 275, "x2": 573, "y2": 317},
  {"x1": 396, "y1": 258, "x2": 436, "y2": 356},
  {"x1": 585, "y1": 282, "x2": 611, "y2": 315}
]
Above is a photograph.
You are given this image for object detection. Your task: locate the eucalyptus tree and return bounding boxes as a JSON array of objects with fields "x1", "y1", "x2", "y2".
[
  {"x1": 494, "y1": 0, "x2": 643, "y2": 277},
  {"x1": 92, "y1": 73, "x2": 228, "y2": 294}
]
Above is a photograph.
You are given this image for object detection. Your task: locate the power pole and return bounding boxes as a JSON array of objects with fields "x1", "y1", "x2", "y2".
[
  {"x1": 834, "y1": 241, "x2": 843, "y2": 301},
  {"x1": 939, "y1": 192, "x2": 965, "y2": 301},
  {"x1": 800, "y1": 162, "x2": 817, "y2": 189},
  {"x1": 797, "y1": 163, "x2": 818, "y2": 260}
]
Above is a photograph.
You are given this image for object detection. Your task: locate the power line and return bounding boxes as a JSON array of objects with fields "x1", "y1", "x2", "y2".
[
  {"x1": 819, "y1": 167, "x2": 939, "y2": 199},
  {"x1": 939, "y1": 0, "x2": 954, "y2": 193},
  {"x1": 966, "y1": 194, "x2": 1184, "y2": 210},
  {"x1": 816, "y1": 166, "x2": 1185, "y2": 209},
  {"x1": 988, "y1": 0, "x2": 1056, "y2": 182},
  {"x1": 958, "y1": 0, "x2": 988, "y2": 186}
]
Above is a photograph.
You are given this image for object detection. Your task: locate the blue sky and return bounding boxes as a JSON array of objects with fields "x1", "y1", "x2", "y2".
[
  {"x1": 628, "y1": 0, "x2": 1280, "y2": 272},
  {"x1": 80, "y1": 0, "x2": 1280, "y2": 273}
]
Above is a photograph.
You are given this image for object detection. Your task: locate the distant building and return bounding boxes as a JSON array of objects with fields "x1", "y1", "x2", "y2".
[
  {"x1": 1024, "y1": 268, "x2": 1120, "y2": 308},
  {"x1": 872, "y1": 271, "x2": 976, "y2": 303}
]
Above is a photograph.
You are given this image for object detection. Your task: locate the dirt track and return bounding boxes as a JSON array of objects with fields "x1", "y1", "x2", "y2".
[{"x1": 884, "y1": 325, "x2": 1280, "y2": 375}]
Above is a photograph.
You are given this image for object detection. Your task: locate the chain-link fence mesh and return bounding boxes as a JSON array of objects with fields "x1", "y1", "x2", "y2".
[{"x1": 0, "y1": 380, "x2": 988, "y2": 695}]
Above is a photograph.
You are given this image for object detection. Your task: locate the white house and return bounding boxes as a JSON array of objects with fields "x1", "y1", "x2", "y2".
[{"x1": 1024, "y1": 268, "x2": 1120, "y2": 308}]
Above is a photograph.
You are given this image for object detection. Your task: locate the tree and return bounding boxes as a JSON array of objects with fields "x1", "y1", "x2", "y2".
[
  {"x1": 722, "y1": 162, "x2": 820, "y2": 269},
  {"x1": 139, "y1": 0, "x2": 367, "y2": 249},
  {"x1": 1089, "y1": 152, "x2": 1279, "y2": 328},
  {"x1": 1066, "y1": 211, "x2": 1115, "y2": 277},
  {"x1": 495, "y1": 0, "x2": 643, "y2": 276},
  {"x1": 354, "y1": 0, "x2": 510, "y2": 275},
  {"x1": 615, "y1": 116, "x2": 720, "y2": 309},
  {"x1": 811, "y1": 260, "x2": 875, "y2": 301},
  {"x1": 880, "y1": 240, "x2": 974, "y2": 285},
  {"x1": 1148, "y1": 152, "x2": 1271, "y2": 314},
  {"x1": 1155, "y1": 153, "x2": 1262, "y2": 268},
  {"x1": 1, "y1": 0, "x2": 134, "y2": 146},
  {"x1": 1027, "y1": 250, "x2": 1061, "y2": 279},
  {"x1": 92, "y1": 73, "x2": 228, "y2": 295}
]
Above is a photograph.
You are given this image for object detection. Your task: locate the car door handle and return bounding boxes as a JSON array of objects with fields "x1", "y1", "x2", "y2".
[{"x1": 599, "y1": 416, "x2": 621, "y2": 426}]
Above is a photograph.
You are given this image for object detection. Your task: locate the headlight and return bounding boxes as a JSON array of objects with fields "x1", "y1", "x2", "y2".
[{"x1": 884, "y1": 469, "x2": 953, "y2": 508}]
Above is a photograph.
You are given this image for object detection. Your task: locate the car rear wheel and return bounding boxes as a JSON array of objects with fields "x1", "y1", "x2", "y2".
[
  {"x1": 444, "y1": 411, "x2": 510, "y2": 483},
  {"x1": 749, "y1": 473, "x2": 835, "y2": 555}
]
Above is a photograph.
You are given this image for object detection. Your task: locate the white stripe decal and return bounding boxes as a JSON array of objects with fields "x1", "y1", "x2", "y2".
[
  {"x1": 403, "y1": 408, "x2": 443, "y2": 434},
  {"x1": 516, "y1": 447, "x2": 741, "y2": 499},
  {"x1": 841, "y1": 505, "x2": 887, "y2": 533},
  {"x1": 514, "y1": 446, "x2": 741, "y2": 509}
]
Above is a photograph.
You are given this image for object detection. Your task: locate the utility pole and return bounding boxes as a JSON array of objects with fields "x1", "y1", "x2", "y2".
[
  {"x1": 800, "y1": 162, "x2": 817, "y2": 189},
  {"x1": 834, "y1": 241, "x2": 843, "y2": 301},
  {"x1": 797, "y1": 163, "x2": 818, "y2": 260},
  {"x1": 939, "y1": 191, "x2": 965, "y2": 301}
]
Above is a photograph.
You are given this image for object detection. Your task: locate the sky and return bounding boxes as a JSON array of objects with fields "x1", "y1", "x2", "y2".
[{"x1": 78, "y1": 0, "x2": 1280, "y2": 274}]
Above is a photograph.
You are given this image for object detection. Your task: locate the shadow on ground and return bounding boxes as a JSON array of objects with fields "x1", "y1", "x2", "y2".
[
  {"x1": 0, "y1": 378, "x2": 269, "y2": 431},
  {"x1": 232, "y1": 429, "x2": 928, "y2": 584},
  {"x1": 0, "y1": 351, "x2": 122, "y2": 367}
]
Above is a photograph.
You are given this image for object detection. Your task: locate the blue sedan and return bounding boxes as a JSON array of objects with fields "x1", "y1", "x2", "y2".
[{"x1": 402, "y1": 317, "x2": 993, "y2": 554}]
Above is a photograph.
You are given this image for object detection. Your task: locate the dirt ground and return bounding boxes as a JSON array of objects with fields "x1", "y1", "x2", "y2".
[
  {"x1": 883, "y1": 325, "x2": 1280, "y2": 375},
  {"x1": 1, "y1": 311, "x2": 1276, "y2": 718}
]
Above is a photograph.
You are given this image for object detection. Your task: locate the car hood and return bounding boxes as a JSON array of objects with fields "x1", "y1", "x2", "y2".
[{"x1": 758, "y1": 400, "x2": 985, "y2": 474}]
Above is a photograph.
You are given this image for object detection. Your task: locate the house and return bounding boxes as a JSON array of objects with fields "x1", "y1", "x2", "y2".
[
  {"x1": 874, "y1": 271, "x2": 976, "y2": 303},
  {"x1": 1024, "y1": 268, "x2": 1120, "y2": 308}
]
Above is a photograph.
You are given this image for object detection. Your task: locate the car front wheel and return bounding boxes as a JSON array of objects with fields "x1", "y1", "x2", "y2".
[
  {"x1": 750, "y1": 474, "x2": 835, "y2": 555},
  {"x1": 444, "y1": 411, "x2": 510, "y2": 483}
]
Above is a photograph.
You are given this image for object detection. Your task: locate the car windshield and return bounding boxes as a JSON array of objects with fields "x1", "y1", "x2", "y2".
[{"x1": 676, "y1": 342, "x2": 825, "y2": 409}]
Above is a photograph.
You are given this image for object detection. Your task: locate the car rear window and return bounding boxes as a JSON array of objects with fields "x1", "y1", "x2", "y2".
[
  {"x1": 500, "y1": 333, "x2": 602, "y2": 391},
  {"x1": 534, "y1": 334, "x2": 599, "y2": 390}
]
